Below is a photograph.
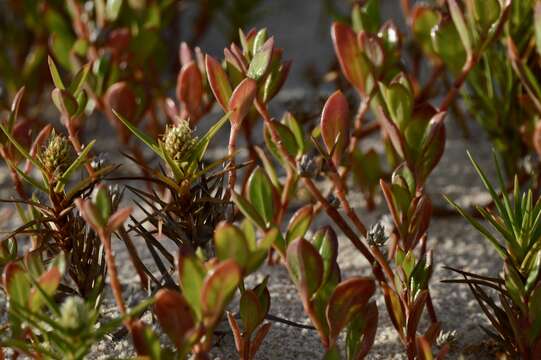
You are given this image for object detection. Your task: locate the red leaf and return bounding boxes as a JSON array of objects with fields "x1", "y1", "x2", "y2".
[
  {"x1": 205, "y1": 55, "x2": 232, "y2": 111},
  {"x1": 228, "y1": 78, "x2": 257, "y2": 128},
  {"x1": 320, "y1": 90, "x2": 350, "y2": 166},
  {"x1": 154, "y1": 289, "x2": 195, "y2": 349},
  {"x1": 331, "y1": 22, "x2": 369, "y2": 95},
  {"x1": 104, "y1": 82, "x2": 138, "y2": 142},
  {"x1": 177, "y1": 62, "x2": 203, "y2": 122},
  {"x1": 326, "y1": 277, "x2": 376, "y2": 345}
]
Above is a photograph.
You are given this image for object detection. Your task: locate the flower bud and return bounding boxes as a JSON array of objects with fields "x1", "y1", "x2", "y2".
[
  {"x1": 41, "y1": 133, "x2": 72, "y2": 177},
  {"x1": 162, "y1": 119, "x2": 196, "y2": 161},
  {"x1": 60, "y1": 296, "x2": 89, "y2": 331}
]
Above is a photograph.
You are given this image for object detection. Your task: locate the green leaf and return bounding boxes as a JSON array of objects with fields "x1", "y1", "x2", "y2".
[
  {"x1": 247, "y1": 37, "x2": 274, "y2": 80},
  {"x1": 51, "y1": 88, "x2": 78, "y2": 116},
  {"x1": 232, "y1": 191, "x2": 267, "y2": 230},
  {"x1": 240, "y1": 290, "x2": 264, "y2": 335},
  {"x1": 248, "y1": 167, "x2": 276, "y2": 226},
  {"x1": 285, "y1": 205, "x2": 314, "y2": 245},
  {"x1": 3, "y1": 262, "x2": 31, "y2": 306},
  {"x1": 283, "y1": 112, "x2": 305, "y2": 154},
  {"x1": 106, "y1": 0, "x2": 123, "y2": 21},
  {"x1": 448, "y1": 0, "x2": 472, "y2": 56},
  {"x1": 379, "y1": 81, "x2": 413, "y2": 130},
  {"x1": 214, "y1": 222, "x2": 250, "y2": 268},
  {"x1": 114, "y1": 109, "x2": 163, "y2": 159},
  {"x1": 254, "y1": 146, "x2": 281, "y2": 189},
  {"x1": 253, "y1": 28, "x2": 268, "y2": 53},
  {"x1": 311, "y1": 227, "x2": 338, "y2": 285},
  {"x1": 472, "y1": 0, "x2": 501, "y2": 33},
  {"x1": 93, "y1": 186, "x2": 112, "y2": 225},
  {"x1": 286, "y1": 238, "x2": 324, "y2": 301},
  {"x1": 13, "y1": 166, "x2": 48, "y2": 193},
  {"x1": 412, "y1": 5, "x2": 441, "y2": 56},
  {"x1": 201, "y1": 260, "x2": 241, "y2": 327},
  {"x1": 264, "y1": 120, "x2": 300, "y2": 162},
  {"x1": 346, "y1": 301, "x2": 378, "y2": 360},
  {"x1": 323, "y1": 346, "x2": 341, "y2": 360},
  {"x1": 178, "y1": 254, "x2": 206, "y2": 320},
  {"x1": 431, "y1": 18, "x2": 467, "y2": 73},
  {"x1": 47, "y1": 56, "x2": 65, "y2": 90},
  {"x1": 54, "y1": 139, "x2": 96, "y2": 192},
  {"x1": 68, "y1": 63, "x2": 91, "y2": 97},
  {"x1": 0, "y1": 124, "x2": 43, "y2": 172}
]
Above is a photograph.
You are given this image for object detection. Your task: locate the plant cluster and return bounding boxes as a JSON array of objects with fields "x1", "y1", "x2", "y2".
[{"x1": 1, "y1": 0, "x2": 541, "y2": 359}]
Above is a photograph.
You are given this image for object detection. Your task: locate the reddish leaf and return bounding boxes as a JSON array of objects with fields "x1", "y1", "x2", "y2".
[
  {"x1": 107, "y1": 207, "x2": 132, "y2": 233},
  {"x1": 2, "y1": 262, "x2": 30, "y2": 306},
  {"x1": 104, "y1": 82, "x2": 138, "y2": 142},
  {"x1": 177, "y1": 62, "x2": 203, "y2": 122},
  {"x1": 381, "y1": 283, "x2": 405, "y2": 338},
  {"x1": 227, "y1": 311, "x2": 243, "y2": 352},
  {"x1": 201, "y1": 260, "x2": 241, "y2": 327},
  {"x1": 29, "y1": 267, "x2": 61, "y2": 311},
  {"x1": 251, "y1": 322, "x2": 272, "y2": 358},
  {"x1": 406, "y1": 290, "x2": 428, "y2": 341},
  {"x1": 326, "y1": 277, "x2": 376, "y2": 344},
  {"x1": 179, "y1": 42, "x2": 193, "y2": 66},
  {"x1": 26, "y1": 124, "x2": 53, "y2": 173},
  {"x1": 321, "y1": 90, "x2": 350, "y2": 165},
  {"x1": 107, "y1": 28, "x2": 131, "y2": 55},
  {"x1": 240, "y1": 289, "x2": 264, "y2": 335},
  {"x1": 331, "y1": 22, "x2": 370, "y2": 95},
  {"x1": 355, "y1": 301, "x2": 379, "y2": 359},
  {"x1": 358, "y1": 32, "x2": 384, "y2": 69},
  {"x1": 154, "y1": 288, "x2": 195, "y2": 349},
  {"x1": 416, "y1": 112, "x2": 446, "y2": 184},
  {"x1": 377, "y1": 106, "x2": 406, "y2": 159},
  {"x1": 75, "y1": 198, "x2": 103, "y2": 232},
  {"x1": 224, "y1": 47, "x2": 245, "y2": 73},
  {"x1": 286, "y1": 238, "x2": 324, "y2": 302},
  {"x1": 285, "y1": 205, "x2": 314, "y2": 245},
  {"x1": 228, "y1": 78, "x2": 257, "y2": 128},
  {"x1": 205, "y1": 55, "x2": 233, "y2": 111}
]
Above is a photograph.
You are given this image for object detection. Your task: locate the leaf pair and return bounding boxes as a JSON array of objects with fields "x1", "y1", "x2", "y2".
[
  {"x1": 285, "y1": 228, "x2": 377, "y2": 354},
  {"x1": 213, "y1": 221, "x2": 275, "y2": 274},
  {"x1": 378, "y1": 96, "x2": 446, "y2": 185}
]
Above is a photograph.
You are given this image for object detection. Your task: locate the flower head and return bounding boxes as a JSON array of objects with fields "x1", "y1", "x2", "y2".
[
  {"x1": 162, "y1": 119, "x2": 196, "y2": 161},
  {"x1": 41, "y1": 133, "x2": 73, "y2": 177}
]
